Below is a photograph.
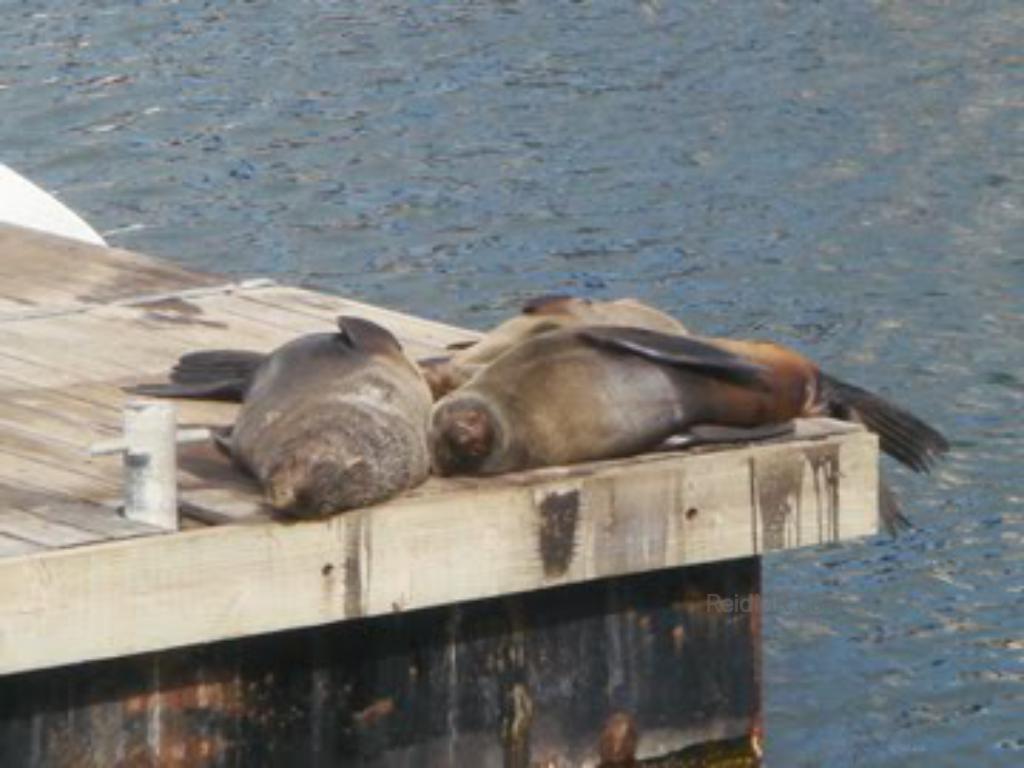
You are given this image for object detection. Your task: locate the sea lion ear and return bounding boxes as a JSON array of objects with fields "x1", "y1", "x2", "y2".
[
  {"x1": 577, "y1": 326, "x2": 769, "y2": 388},
  {"x1": 521, "y1": 294, "x2": 585, "y2": 315},
  {"x1": 335, "y1": 315, "x2": 403, "y2": 354}
]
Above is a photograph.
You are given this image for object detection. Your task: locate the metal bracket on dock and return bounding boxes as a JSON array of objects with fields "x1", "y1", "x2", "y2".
[{"x1": 90, "y1": 401, "x2": 211, "y2": 531}]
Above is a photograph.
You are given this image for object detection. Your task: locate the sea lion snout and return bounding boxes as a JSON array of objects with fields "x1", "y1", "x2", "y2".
[{"x1": 430, "y1": 399, "x2": 499, "y2": 476}]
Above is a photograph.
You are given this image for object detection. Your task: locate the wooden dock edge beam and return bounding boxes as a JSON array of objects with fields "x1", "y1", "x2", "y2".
[{"x1": 0, "y1": 425, "x2": 878, "y2": 676}]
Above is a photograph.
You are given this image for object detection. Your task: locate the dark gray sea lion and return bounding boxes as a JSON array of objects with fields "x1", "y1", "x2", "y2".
[
  {"x1": 132, "y1": 316, "x2": 433, "y2": 518},
  {"x1": 419, "y1": 295, "x2": 688, "y2": 399},
  {"x1": 430, "y1": 326, "x2": 948, "y2": 533}
]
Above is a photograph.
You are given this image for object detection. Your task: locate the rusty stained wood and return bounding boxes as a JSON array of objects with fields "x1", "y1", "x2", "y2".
[
  {"x1": 0, "y1": 425, "x2": 877, "y2": 676},
  {"x1": 0, "y1": 560, "x2": 762, "y2": 768}
]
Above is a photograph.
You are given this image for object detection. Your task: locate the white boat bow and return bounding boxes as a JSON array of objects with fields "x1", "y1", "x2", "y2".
[{"x1": 0, "y1": 163, "x2": 106, "y2": 246}]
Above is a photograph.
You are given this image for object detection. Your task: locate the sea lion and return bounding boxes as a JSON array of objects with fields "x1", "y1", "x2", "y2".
[
  {"x1": 430, "y1": 326, "x2": 948, "y2": 532},
  {"x1": 131, "y1": 316, "x2": 433, "y2": 518},
  {"x1": 419, "y1": 295, "x2": 688, "y2": 399},
  {"x1": 429, "y1": 326, "x2": 776, "y2": 476}
]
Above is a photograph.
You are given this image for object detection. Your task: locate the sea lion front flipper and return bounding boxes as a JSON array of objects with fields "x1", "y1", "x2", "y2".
[
  {"x1": 818, "y1": 374, "x2": 950, "y2": 473},
  {"x1": 126, "y1": 349, "x2": 266, "y2": 402},
  {"x1": 336, "y1": 316, "x2": 404, "y2": 355},
  {"x1": 656, "y1": 422, "x2": 796, "y2": 450},
  {"x1": 578, "y1": 326, "x2": 768, "y2": 388}
]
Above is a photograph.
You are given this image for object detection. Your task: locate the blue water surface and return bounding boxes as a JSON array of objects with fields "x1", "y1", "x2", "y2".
[{"x1": 2, "y1": 2, "x2": 1021, "y2": 765}]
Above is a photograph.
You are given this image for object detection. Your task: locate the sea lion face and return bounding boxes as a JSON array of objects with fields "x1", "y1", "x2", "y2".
[{"x1": 430, "y1": 394, "x2": 507, "y2": 476}]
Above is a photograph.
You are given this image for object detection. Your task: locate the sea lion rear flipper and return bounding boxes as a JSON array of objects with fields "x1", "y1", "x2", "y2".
[
  {"x1": 336, "y1": 316, "x2": 403, "y2": 354},
  {"x1": 127, "y1": 381, "x2": 249, "y2": 400},
  {"x1": 879, "y1": 474, "x2": 913, "y2": 536},
  {"x1": 578, "y1": 326, "x2": 768, "y2": 388},
  {"x1": 126, "y1": 349, "x2": 266, "y2": 402},
  {"x1": 818, "y1": 374, "x2": 949, "y2": 473}
]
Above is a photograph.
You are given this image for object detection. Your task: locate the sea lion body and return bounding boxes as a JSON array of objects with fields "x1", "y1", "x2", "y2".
[
  {"x1": 420, "y1": 296, "x2": 687, "y2": 399},
  {"x1": 128, "y1": 317, "x2": 433, "y2": 518},
  {"x1": 430, "y1": 325, "x2": 948, "y2": 486},
  {"x1": 229, "y1": 319, "x2": 433, "y2": 517},
  {"x1": 430, "y1": 327, "x2": 786, "y2": 475}
]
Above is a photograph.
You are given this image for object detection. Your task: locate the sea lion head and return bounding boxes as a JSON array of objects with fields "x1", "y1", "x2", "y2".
[
  {"x1": 418, "y1": 355, "x2": 476, "y2": 400},
  {"x1": 430, "y1": 393, "x2": 507, "y2": 476}
]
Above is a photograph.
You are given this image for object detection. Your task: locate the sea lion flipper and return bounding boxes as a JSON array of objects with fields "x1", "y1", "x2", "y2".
[
  {"x1": 879, "y1": 474, "x2": 913, "y2": 536},
  {"x1": 656, "y1": 422, "x2": 795, "y2": 451},
  {"x1": 126, "y1": 381, "x2": 248, "y2": 401},
  {"x1": 578, "y1": 327, "x2": 767, "y2": 387},
  {"x1": 521, "y1": 294, "x2": 582, "y2": 315},
  {"x1": 818, "y1": 374, "x2": 949, "y2": 473},
  {"x1": 336, "y1": 316, "x2": 403, "y2": 355},
  {"x1": 126, "y1": 349, "x2": 266, "y2": 402},
  {"x1": 690, "y1": 422, "x2": 795, "y2": 443}
]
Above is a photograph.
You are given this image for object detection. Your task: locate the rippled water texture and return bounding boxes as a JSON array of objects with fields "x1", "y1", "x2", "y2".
[{"x1": 3, "y1": 1, "x2": 1022, "y2": 764}]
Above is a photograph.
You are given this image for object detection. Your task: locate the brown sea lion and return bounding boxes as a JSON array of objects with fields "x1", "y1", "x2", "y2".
[
  {"x1": 429, "y1": 326, "x2": 775, "y2": 476},
  {"x1": 419, "y1": 295, "x2": 688, "y2": 399},
  {"x1": 430, "y1": 326, "x2": 948, "y2": 532},
  {"x1": 131, "y1": 316, "x2": 433, "y2": 518}
]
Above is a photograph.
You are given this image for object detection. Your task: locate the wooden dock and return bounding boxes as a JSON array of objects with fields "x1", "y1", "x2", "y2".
[{"x1": 0, "y1": 223, "x2": 879, "y2": 766}]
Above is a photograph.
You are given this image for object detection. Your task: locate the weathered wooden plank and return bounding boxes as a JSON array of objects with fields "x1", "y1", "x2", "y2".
[
  {"x1": 10, "y1": 500, "x2": 157, "y2": 541},
  {"x1": 0, "y1": 381, "x2": 238, "y2": 442},
  {"x1": 0, "y1": 422, "x2": 117, "y2": 482},
  {"x1": 0, "y1": 561, "x2": 761, "y2": 767},
  {"x1": 0, "y1": 449, "x2": 120, "y2": 504},
  {"x1": 0, "y1": 534, "x2": 43, "y2": 558},
  {"x1": 0, "y1": 399, "x2": 119, "y2": 448},
  {"x1": 238, "y1": 287, "x2": 480, "y2": 350},
  {"x1": 0, "y1": 283, "x2": 466, "y2": 404},
  {"x1": 198, "y1": 290, "x2": 449, "y2": 360},
  {"x1": 89, "y1": 296, "x2": 299, "y2": 361},
  {"x1": 0, "y1": 509, "x2": 104, "y2": 548},
  {"x1": 0, "y1": 426, "x2": 877, "y2": 675},
  {"x1": 0, "y1": 352, "x2": 92, "y2": 394},
  {"x1": 0, "y1": 223, "x2": 219, "y2": 310},
  {"x1": 1, "y1": 385, "x2": 122, "y2": 419}
]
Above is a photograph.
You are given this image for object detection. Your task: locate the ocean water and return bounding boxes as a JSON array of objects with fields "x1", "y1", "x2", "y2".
[{"x1": 2, "y1": 1, "x2": 1021, "y2": 764}]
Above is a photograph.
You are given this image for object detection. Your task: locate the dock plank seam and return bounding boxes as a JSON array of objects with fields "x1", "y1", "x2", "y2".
[{"x1": 0, "y1": 278, "x2": 278, "y2": 323}]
